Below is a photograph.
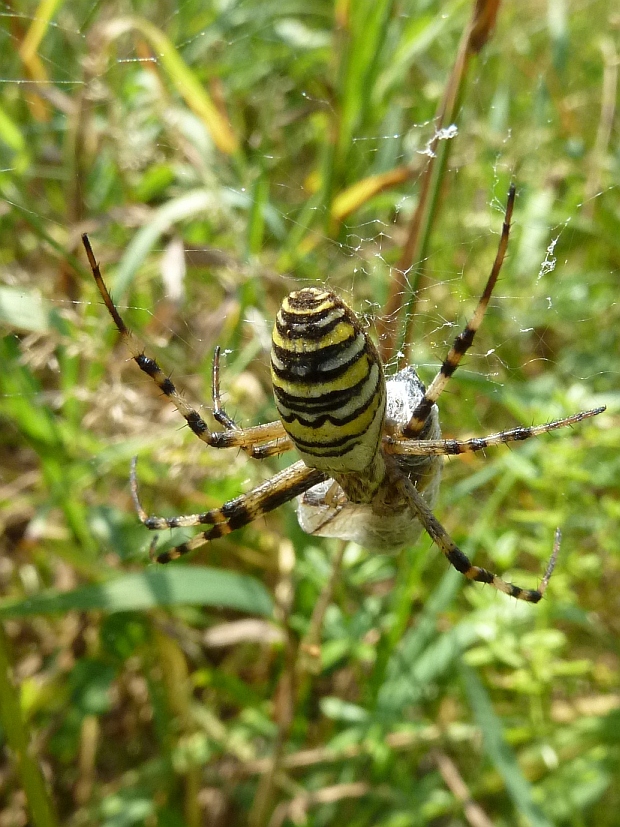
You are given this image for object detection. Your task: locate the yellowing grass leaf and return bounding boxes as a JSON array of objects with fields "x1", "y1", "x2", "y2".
[
  {"x1": 331, "y1": 166, "x2": 413, "y2": 221},
  {"x1": 99, "y1": 17, "x2": 239, "y2": 155},
  {"x1": 297, "y1": 166, "x2": 414, "y2": 256}
]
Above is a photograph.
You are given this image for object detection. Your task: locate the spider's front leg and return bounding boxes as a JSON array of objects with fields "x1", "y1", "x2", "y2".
[
  {"x1": 130, "y1": 457, "x2": 326, "y2": 563},
  {"x1": 83, "y1": 234, "x2": 290, "y2": 459},
  {"x1": 399, "y1": 475, "x2": 559, "y2": 603},
  {"x1": 383, "y1": 406, "x2": 606, "y2": 457},
  {"x1": 402, "y1": 184, "x2": 516, "y2": 438}
]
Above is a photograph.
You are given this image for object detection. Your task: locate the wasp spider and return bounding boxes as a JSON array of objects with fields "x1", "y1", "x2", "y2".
[{"x1": 83, "y1": 186, "x2": 604, "y2": 603}]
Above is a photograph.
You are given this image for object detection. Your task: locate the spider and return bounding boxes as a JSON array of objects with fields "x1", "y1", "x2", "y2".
[{"x1": 83, "y1": 185, "x2": 604, "y2": 602}]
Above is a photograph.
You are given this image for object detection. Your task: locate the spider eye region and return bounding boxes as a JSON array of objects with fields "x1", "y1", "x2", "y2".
[{"x1": 271, "y1": 289, "x2": 386, "y2": 496}]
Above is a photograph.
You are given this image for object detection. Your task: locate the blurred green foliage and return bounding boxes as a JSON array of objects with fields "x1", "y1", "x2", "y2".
[{"x1": 0, "y1": 1, "x2": 619, "y2": 825}]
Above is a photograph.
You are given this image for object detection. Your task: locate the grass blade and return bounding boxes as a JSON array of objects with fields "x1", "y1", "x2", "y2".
[
  {"x1": 461, "y1": 663, "x2": 553, "y2": 827},
  {"x1": 0, "y1": 568, "x2": 274, "y2": 618},
  {"x1": 0, "y1": 623, "x2": 58, "y2": 827}
]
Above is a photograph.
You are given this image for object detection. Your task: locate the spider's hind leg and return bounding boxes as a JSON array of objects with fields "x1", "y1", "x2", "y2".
[{"x1": 400, "y1": 475, "x2": 559, "y2": 603}]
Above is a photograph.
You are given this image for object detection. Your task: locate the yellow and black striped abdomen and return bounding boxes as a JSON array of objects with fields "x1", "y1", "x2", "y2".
[{"x1": 271, "y1": 288, "x2": 386, "y2": 492}]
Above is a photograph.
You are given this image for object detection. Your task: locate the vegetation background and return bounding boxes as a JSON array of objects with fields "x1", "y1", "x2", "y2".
[{"x1": 0, "y1": 1, "x2": 619, "y2": 825}]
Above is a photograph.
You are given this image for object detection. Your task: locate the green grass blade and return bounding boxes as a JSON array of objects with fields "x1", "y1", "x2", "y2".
[
  {"x1": 461, "y1": 663, "x2": 554, "y2": 827},
  {"x1": 0, "y1": 567, "x2": 274, "y2": 618},
  {"x1": 0, "y1": 623, "x2": 58, "y2": 827},
  {"x1": 111, "y1": 189, "x2": 216, "y2": 298}
]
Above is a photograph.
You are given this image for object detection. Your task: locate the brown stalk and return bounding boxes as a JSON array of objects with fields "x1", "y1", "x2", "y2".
[
  {"x1": 378, "y1": 0, "x2": 501, "y2": 365},
  {"x1": 432, "y1": 749, "x2": 495, "y2": 827}
]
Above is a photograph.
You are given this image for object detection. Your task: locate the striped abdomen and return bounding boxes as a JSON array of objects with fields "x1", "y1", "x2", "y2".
[{"x1": 271, "y1": 288, "x2": 386, "y2": 501}]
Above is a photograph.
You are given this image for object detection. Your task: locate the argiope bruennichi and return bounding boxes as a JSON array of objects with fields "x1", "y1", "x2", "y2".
[{"x1": 83, "y1": 186, "x2": 604, "y2": 602}]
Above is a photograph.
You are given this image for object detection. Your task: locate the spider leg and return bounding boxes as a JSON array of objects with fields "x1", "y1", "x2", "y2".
[
  {"x1": 129, "y1": 457, "x2": 327, "y2": 563},
  {"x1": 83, "y1": 235, "x2": 289, "y2": 457},
  {"x1": 211, "y1": 344, "x2": 238, "y2": 430},
  {"x1": 384, "y1": 406, "x2": 605, "y2": 456},
  {"x1": 399, "y1": 475, "x2": 559, "y2": 603},
  {"x1": 211, "y1": 345, "x2": 292, "y2": 458},
  {"x1": 402, "y1": 184, "x2": 515, "y2": 438}
]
